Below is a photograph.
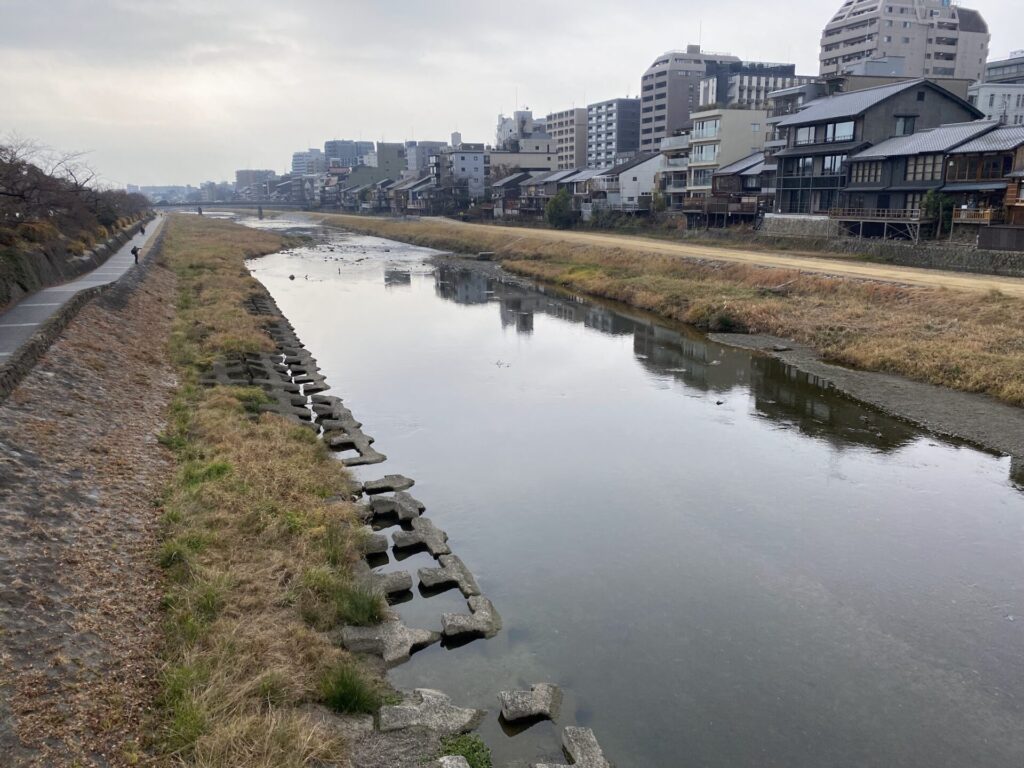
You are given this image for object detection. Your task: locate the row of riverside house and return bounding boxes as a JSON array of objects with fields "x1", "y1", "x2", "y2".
[{"x1": 230, "y1": 3, "x2": 1024, "y2": 248}]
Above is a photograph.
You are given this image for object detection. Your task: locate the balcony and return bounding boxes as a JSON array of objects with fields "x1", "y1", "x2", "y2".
[
  {"x1": 828, "y1": 208, "x2": 927, "y2": 221},
  {"x1": 952, "y1": 208, "x2": 1003, "y2": 224}
]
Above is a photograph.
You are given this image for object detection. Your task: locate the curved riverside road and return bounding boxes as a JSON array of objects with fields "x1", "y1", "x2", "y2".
[
  {"x1": 436, "y1": 218, "x2": 1024, "y2": 298},
  {"x1": 0, "y1": 215, "x2": 164, "y2": 361}
]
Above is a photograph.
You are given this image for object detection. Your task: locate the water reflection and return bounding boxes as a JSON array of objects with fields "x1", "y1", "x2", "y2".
[{"x1": 434, "y1": 264, "x2": 918, "y2": 454}]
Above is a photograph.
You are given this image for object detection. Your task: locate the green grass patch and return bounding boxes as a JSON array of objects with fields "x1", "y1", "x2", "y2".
[
  {"x1": 318, "y1": 662, "x2": 382, "y2": 714},
  {"x1": 438, "y1": 734, "x2": 493, "y2": 768}
]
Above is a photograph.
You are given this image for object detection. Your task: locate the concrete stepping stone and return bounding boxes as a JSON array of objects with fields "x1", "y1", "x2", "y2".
[
  {"x1": 393, "y1": 517, "x2": 451, "y2": 557},
  {"x1": 352, "y1": 561, "x2": 413, "y2": 597},
  {"x1": 419, "y1": 555, "x2": 481, "y2": 597},
  {"x1": 369, "y1": 492, "x2": 425, "y2": 522},
  {"x1": 359, "y1": 526, "x2": 389, "y2": 555},
  {"x1": 499, "y1": 683, "x2": 562, "y2": 722},
  {"x1": 339, "y1": 619, "x2": 439, "y2": 667},
  {"x1": 342, "y1": 446, "x2": 387, "y2": 467},
  {"x1": 532, "y1": 727, "x2": 611, "y2": 768},
  {"x1": 378, "y1": 688, "x2": 485, "y2": 734},
  {"x1": 434, "y1": 759, "x2": 471, "y2": 768},
  {"x1": 442, "y1": 595, "x2": 501, "y2": 639},
  {"x1": 363, "y1": 474, "x2": 415, "y2": 495}
]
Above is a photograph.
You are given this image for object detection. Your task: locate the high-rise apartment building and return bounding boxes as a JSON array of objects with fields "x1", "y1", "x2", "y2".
[
  {"x1": 291, "y1": 148, "x2": 326, "y2": 175},
  {"x1": 324, "y1": 140, "x2": 375, "y2": 168},
  {"x1": 545, "y1": 108, "x2": 588, "y2": 169},
  {"x1": 699, "y1": 63, "x2": 818, "y2": 110},
  {"x1": 819, "y1": 0, "x2": 990, "y2": 81},
  {"x1": 234, "y1": 169, "x2": 276, "y2": 192},
  {"x1": 586, "y1": 98, "x2": 641, "y2": 169},
  {"x1": 639, "y1": 46, "x2": 741, "y2": 153}
]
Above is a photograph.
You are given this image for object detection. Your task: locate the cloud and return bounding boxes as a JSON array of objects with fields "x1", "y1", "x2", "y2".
[{"x1": 0, "y1": 0, "x2": 1013, "y2": 185}]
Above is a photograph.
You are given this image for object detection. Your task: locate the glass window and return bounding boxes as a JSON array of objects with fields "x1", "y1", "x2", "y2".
[
  {"x1": 822, "y1": 154, "x2": 847, "y2": 174},
  {"x1": 795, "y1": 126, "x2": 814, "y2": 145},
  {"x1": 852, "y1": 161, "x2": 882, "y2": 184},
  {"x1": 895, "y1": 116, "x2": 916, "y2": 136},
  {"x1": 825, "y1": 121, "x2": 855, "y2": 142},
  {"x1": 905, "y1": 154, "x2": 942, "y2": 181}
]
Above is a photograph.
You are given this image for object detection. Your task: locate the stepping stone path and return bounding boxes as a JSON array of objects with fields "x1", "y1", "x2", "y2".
[
  {"x1": 378, "y1": 688, "x2": 485, "y2": 735},
  {"x1": 393, "y1": 517, "x2": 451, "y2": 556},
  {"x1": 368, "y1": 491, "x2": 425, "y2": 523},
  {"x1": 533, "y1": 727, "x2": 612, "y2": 768},
  {"x1": 442, "y1": 595, "x2": 502, "y2": 639},
  {"x1": 362, "y1": 474, "x2": 415, "y2": 495},
  {"x1": 419, "y1": 555, "x2": 481, "y2": 597},
  {"x1": 499, "y1": 683, "x2": 562, "y2": 722},
  {"x1": 340, "y1": 619, "x2": 439, "y2": 667},
  {"x1": 352, "y1": 561, "x2": 412, "y2": 597}
]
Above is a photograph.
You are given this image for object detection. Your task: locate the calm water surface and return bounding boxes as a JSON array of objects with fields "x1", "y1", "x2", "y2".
[{"x1": 247, "y1": 218, "x2": 1024, "y2": 768}]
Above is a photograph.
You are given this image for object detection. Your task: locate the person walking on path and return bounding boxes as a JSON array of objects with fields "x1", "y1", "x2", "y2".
[{"x1": 131, "y1": 245, "x2": 140, "y2": 264}]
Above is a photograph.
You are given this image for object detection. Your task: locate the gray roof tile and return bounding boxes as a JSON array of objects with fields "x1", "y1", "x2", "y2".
[
  {"x1": 852, "y1": 121, "x2": 999, "y2": 160},
  {"x1": 948, "y1": 126, "x2": 1024, "y2": 154},
  {"x1": 776, "y1": 79, "x2": 928, "y2": 127}
]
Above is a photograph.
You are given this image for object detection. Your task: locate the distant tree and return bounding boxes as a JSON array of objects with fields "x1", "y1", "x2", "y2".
[{"x1": 545, "y1": 188, "x2": 575, "y2": 229}]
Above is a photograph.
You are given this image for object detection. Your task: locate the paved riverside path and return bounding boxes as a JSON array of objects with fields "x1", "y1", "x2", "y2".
[{"x1": 0, "y1": 215, "x2": 164, "y2": 361}]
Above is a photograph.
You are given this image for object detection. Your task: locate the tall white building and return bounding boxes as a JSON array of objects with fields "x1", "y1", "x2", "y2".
[
  {"x1": 819, "y1": 0, "x2": 990, "y2": 81},
  {"x1": 969, "y1": 82, "x2": 1024, "y2": 126},
  {"x1": 291, "y1": 148, "x2": 326, "y2": 175}
]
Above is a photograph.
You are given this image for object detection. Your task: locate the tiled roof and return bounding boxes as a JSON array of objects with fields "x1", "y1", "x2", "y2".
[
  {"x1": 776, "y1": 79, "x2": 928, "y2": 127},
  {"x1": 851, "y1": 121, "x2": 999, "y2": 160},
  {"x1": 948, "y1": 126, "x2": 1024, "y2": 154},
  {"x1": 715, "y1": 152, "x2": 765, "y2": 176}
]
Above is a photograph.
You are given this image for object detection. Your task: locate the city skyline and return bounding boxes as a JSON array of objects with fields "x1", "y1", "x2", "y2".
[{"x1": 1, "y1": 0, "x2": 1018, "y2": 186}]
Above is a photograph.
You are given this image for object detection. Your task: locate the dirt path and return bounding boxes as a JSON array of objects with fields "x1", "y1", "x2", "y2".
[
  {"x1": 0, "y1": 258, "x2": 176, "y2": 765},
  {"x1": 441, "y1": 219, "x2": 1024, "y2": 297}
]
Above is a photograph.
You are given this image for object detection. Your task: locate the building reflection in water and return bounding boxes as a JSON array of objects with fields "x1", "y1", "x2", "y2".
[
  {"x1": 384, "y1": 269, "x2": 412, "y2": 288},
  {"x1": 434, "y1": 263, "x2": 921, "y2": 455}
]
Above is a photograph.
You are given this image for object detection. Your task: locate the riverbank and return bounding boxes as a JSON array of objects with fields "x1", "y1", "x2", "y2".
[{"x1": 311, "y1": 214, "x2": 1024, "y2": 409}]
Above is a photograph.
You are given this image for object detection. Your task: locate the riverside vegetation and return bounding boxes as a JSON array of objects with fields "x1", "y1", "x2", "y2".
[
  {"x1": 313, "y1": 213, "x2": 1024, "y2": 407},
  {"x1": 155, "y1": 214, "x2": 392, "y2": 766}
]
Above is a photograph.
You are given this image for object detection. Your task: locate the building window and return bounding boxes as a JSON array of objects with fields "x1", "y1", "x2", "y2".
[
  {"x1": 822, "y1": 154, "x2": 847, "y2": 174},
  {"x1": 905, "y1": 154, "x2": 942, "y2": 181},
  {"x1": 851, "y1": 161, "x2": 882, "y2": 183},
  {"x1": 895, "y1": 116, "x2": 916, "y2": 136},
  {"x1": 795, "y1": 126, "x2": 815, "y2": 145},
  {"x1": 906, "y1": 192, "x2": 924, "y2": 210},
  {"x1": 825, "y1": 121, "x2": 855, "y2": 143}
]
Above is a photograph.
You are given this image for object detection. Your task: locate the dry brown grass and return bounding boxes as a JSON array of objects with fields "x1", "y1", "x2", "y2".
[
  {"x1": 317, "y1": 214, "x2": 1024, "y2": 406},
  {"x1": 156, "y1": 215, "x2": 386, "y2": 765}
]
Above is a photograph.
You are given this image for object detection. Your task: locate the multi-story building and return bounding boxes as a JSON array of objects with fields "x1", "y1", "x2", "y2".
[
  {"x1": 496, "y1": 110, "x2": 549, "y2": 149},
  {"x1": 639, "y1": 46, "x2": 742, "y2": 153},
  {"x1": 323, "y1": 140, "x2": 375, "y2": 168},
  {"x1": 968, "y1": 83, "x2": 1024, "y2": 125},
  {"x1": 345, "y1": 143, "x2": 408, "y2": 187},
  {"x1": 429, "y1": 143, "x2": 488, "y2": 204},
  {"x1": 545, "y1": 108, "x2": 588, "y2": 170},
  {"x1": 405, "y1": 140, "x2": 449, "y2": 177},
  {"x1": 291, "y1": 148, "x2": 326, "y2": 175},
  {"x1": 699, "y1": 63, "x2": 817, "y2": 110},
  {"x1": 586, "y1": 98, "x2": 641, "y2": 169},
  {"x1": 985, "y1": 52, "x2": 1024, "y2": 85},
  {"x1": 488, "y1": 137, "x2": 558, "y2": 175},
  {"x1": 819, "y1": 0, "x2": 990, "y2": 81},
  {"x1": 234, "y1": 169, "x2": 276, "y2": 193},
  {"x1": 773, "y1": 78, "x2": 982, "y2": 215},
  {"x1": 658, "y1": 134, "x2": 691, "y2": 210},
  {"x1": 686, "y1": 108, "x2": 769, "y2": 197}
]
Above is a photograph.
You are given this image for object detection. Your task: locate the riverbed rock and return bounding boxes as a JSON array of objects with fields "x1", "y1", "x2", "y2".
[
  {"x1": 393, "y1": 517, "x2": 451, "y2": 557},
  {"x1": 370, "y1": 492, "x2": 425, "y2": 523},
  {"x1": 442, "y1": 595, "x2": 501, "y2": 639},
  {"x1": 419, "y1": 555, "x2": 481, "y2": 597},
  {"x1": 533, "y1": 727, "x2": 611, "y2": 768},
  {"x1": 498, "y1": 683, "x2": 562, "y2": 722},
  {"x1": 342, "y1": 445, "x2": 387, "y2": 467},
  {"x1": 363, "y1": 474, "x2": 415, "y2": 495},
  {"x1": 352, "y1": 561, "x2": 412, "y2": 596},
  {"x1": 339, "y1": 619, "x2": 439, "y2": 667},
  {"x1": 434, "y1": 758, "x2": 471, "y2": 768},
  {"x1": 378, "y1": 688, "x2": 485, "y2": 734}
]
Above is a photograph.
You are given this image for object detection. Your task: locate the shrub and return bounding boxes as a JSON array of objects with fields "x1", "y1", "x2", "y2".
[
  {"x1": 438, "y1": 734, "x2": 492, "y2": 768},
  {"x1": 319, "y1": 662, "x2": 381, "y2": 714},
  {"x1": 545, "y1": 189, "x2": 575, "y2": 230}
]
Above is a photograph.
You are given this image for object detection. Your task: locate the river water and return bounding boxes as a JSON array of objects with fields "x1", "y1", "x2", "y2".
[{"x1": 247, "y1": 218, "x2": 1024, "y2": 768}]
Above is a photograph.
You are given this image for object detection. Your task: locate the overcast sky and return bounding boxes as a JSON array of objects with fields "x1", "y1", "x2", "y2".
[{"x1": 0, "y1": 0, "x2": 1017, "y2": 187}]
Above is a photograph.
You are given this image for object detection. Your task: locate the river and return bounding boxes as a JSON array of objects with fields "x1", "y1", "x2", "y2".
[{"x1": 246, "y1": 217, "x2": 1024, "y2": 768}]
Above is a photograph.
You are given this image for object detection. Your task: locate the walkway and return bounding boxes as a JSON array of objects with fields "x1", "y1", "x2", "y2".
[
  {"x1": 0, "y1": 215, "x2": 164, "y2": 361},
  {"x1": 440, "y1": 219, "x2": 1024, "y2": 298}
]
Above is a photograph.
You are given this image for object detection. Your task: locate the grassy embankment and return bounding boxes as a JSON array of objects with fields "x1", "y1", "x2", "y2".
[
  {"x1": 311, "y1": 213, "x2": 1024, "y2": 407},
  {"x1": 154, "y1": 214, "x2": 389, "y2": 766}
]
